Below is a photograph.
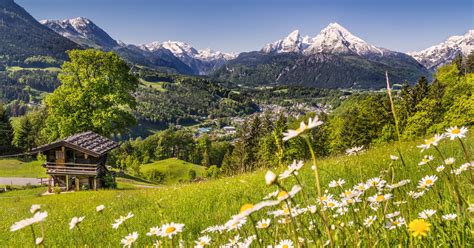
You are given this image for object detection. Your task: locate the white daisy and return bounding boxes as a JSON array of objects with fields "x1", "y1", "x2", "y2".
[
  {"x1": 346, "y1": 145, "x2": 364, "y2": 156},
  {"x1": 368, "y1": 193, "x2": 392, "y2": 203},
  {"x1": 160, "y1": 222, "x2": 185, "y2": 239},
  {"x1": 442, "y1": 213, "x2": 457, "y2": 221},
  {"x1": 120, "y1": 232, "x2": 138, "y2": 248},
  {"x1": 363, "y1": 216, "x2": 377, "y2": 227},
  {"x1": 256, "y1": 218, "x2": 271, "y2": 229},
  {"x1": 194, "y1": 235, "x2": 211, "y2": 247},
  {"x1": 385, "y1": 211, "x2": 400, "y2": 219},
  {"x1": 30, "y1": 204, "x2": 41, "y2": 214},
  {"x1": 35, "y1": 237, "x2": 44, "y2": 245},
  {"x1": 445, "y1": 126, "x2": 468, "y2": 140},
  {"x1": 10, "y1": 211, "x2": 48, "y2": 232},
  {"x1": 69, "y1": 216, "x2": 85, "y2": 230},
  {"x1": 385, "y1": 217, "x2": 405, "y2": 230},
  {"x1": 436, "y1": 165, "x2": 445, "y2": 172},
  {"x1": 265, "y1": 171, "x2": 277, "y2": 186},
  {"x1": 96, "y1": 205, "x2": 105, "y2": 212},
  {"x1": 390, "y1": 155, "x2": 399, "y2": 161},
  {"x1": 418, "y1": 155, "x2": 434, "y2": 166},
  {"x1": 417, "y1": 175, "x2": 438, "y2": 189},
  {"x1": 146, "y1": 226, "x2": 161, "y2": 236},
  {"x1": 276, "y1": 239, "x2": 294, "y2": 248},
  {"x1": 366, "y1": 177, "x2": 386, "y2": 189},
  {"x1": 444, "y1": 158, "x2": 455, "y2": 165},
  {"x1": 417, "y1": 134, "x2": 444, "y2": 151},
  {"x1": 282, "y1": 117, "x2": 323, "y2": 141},
  {"x1": 112, "y1": 212, "x2": 134, "y2": 229},
  {"x1": 418, "y1": 209, "x2": 437, "y2": 219},
  {"x1": 288, "y1": 160, "x2": 304, "y2": 172}
]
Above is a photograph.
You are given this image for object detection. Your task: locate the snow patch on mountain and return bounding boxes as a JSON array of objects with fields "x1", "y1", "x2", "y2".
[{"x1": 408, "y1": 30, "x2": 474, "y2": 70}]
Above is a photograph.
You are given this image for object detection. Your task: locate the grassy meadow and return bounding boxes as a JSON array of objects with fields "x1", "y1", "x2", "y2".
[
  {"x1": 0, "y1": 159, "x2": 47, "y2": 178},
  {"x1": 140, "y1": 158, "x2": 207, "y2": 185},
  {"x1": 0, "y1": 131, "x2": 472, "y2": 247}
]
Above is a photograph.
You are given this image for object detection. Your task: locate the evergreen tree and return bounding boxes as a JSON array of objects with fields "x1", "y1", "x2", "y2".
[
  {"x1": 0, "y1": 104, "x2": 13, "y2": 154},
  {"x1": 452, "y1": 53, "x2": 464, "y2": 75},
  {"x1": 412, "y1": 76, "x2": 429, "y2": 108},
  {"x1": 465, "y1": 51, "x2": 474, "y2": 73}
]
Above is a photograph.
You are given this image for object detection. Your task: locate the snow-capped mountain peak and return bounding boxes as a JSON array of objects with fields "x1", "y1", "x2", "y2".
[
  {"x1": 408, "y1": 29, "x2": 474, "y2": 70},
  {"x1": 261, "y1": 22, "x2": 388, "y2": 56},
  {"x1": 141, "y1": 40, "x2": 237, "y2": 75},
  {"x1": 143, "y1": 40, "x2": 236, "y2": 61},
  {"x1": 305, "y1": 22, "x2": 386, "y2": 56},
  {"x1": 262, "y1": 29, "x2": 307, "y2": 53},
  {"x1": 40, "y1": 17, "x2": 118, "y2": 48}
]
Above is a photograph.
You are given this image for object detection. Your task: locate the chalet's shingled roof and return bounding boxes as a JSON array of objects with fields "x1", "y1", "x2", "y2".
[{"x1": 31, "y1": 131, "x2": 118, "y2": 157}]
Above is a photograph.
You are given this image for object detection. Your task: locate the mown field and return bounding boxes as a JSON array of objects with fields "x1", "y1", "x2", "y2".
[{"x1": 0, "y1": 133, "x2": 472, "y2": 247}]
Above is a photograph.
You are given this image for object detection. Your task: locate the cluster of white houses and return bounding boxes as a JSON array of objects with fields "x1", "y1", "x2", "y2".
[{"x1": 31, "y1": 131, "x2": 118, "y2": 192}]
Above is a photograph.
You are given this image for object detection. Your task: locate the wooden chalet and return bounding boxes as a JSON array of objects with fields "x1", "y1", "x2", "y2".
[{"x1": 31, "y1": 131, "x2": 118, "y2": 192}]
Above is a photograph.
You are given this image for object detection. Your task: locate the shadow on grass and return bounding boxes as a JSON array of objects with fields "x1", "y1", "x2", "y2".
[{"x1": 119, "y1": 173, "x2": 157, "y2": 185}]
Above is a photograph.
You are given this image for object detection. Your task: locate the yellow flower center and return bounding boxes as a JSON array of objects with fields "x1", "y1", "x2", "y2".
[
  {"x1": 240, "y1": 204, "x2": 254, "y2": 213},
  {"x1": 408, "y1": 219, "x2": 431, "y2": 237},
  {"x1": 278, "y1": 191, "x2": 288, "y2": 199},
  {"x1": 393, "y1": 221, "x2": 400, "y2": 225},
  {"x1": 425, "y1": 179, "x2": 433, "y2": 185},
  {"x1": 451, "y1": 128, "x2": 460, "y2": 134},
  {"x1": 327, "y1": 202, "x2": 335, "y2": 207},
  {"x1": 425, "y1": 137, "x2": 436, "y2": 145},
  {"x1": 165, "y1": 226, "x2": 176, "y2": 234},
  {"x1": 375, "y1": 195, "x2": 385, "y2": 202},
  {"x1": 283, "y1": 245, "x2": 289, "y2": 248},
  {"x1": 261, "y1": 223, "x2": 268, "y2": 228}
]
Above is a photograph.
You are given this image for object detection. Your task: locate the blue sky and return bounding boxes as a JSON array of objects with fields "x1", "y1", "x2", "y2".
[{"x1": 17, "y1": 0, "x2": 473, "y2": 53}]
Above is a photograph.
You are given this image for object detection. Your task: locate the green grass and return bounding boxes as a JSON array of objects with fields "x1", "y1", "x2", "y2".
[
  {"x1": 140, "y1": 158, "x2": 207, "y2": 184},
  {"x1": 0, "y1": 136, "x2": 472, "y2": 247},
  {"x1": 139, "y1": 79, "x2": 167, "y2": 92},
  {"x1": 0, "y1": 159, "x2": 47, "y2": 178},
  {"x1": 6, "y1": 66, "x2": 60, "y2": 72}
]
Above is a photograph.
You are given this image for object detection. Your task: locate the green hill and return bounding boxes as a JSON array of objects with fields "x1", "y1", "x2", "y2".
[
  {"x1": 140, "y1": 158, "x2": 207, "y2": 184},
  {"x1": 0, "y1": 158, "x2": 46, "y2": 178}
]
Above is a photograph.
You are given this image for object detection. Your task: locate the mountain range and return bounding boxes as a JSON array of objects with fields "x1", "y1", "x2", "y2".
[
  {"x1": 1, "y1": 0, "x2": 472, "y2": 88},
  {"x1": 408, "y1": 30, "x2": 473, "y2": 70},
  {"x1": 214, "y1": 23, "x2": 431, "y2": 88}
]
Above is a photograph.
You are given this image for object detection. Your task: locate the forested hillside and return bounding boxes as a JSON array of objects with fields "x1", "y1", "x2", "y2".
[{"x1": 0, "y1": 0, "x2": 78, "y2": 67}]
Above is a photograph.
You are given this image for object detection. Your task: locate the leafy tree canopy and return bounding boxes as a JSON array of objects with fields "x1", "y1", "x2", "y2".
[{"x1": 43, "y1": 49, "x2": 138, "y2": 141}]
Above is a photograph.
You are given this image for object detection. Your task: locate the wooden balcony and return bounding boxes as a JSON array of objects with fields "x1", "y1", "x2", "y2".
[{"x1": 43, "y1": 162, "x2": 101, "y2": 176}]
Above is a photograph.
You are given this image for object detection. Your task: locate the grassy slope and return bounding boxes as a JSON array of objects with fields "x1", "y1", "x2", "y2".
[
  {"x1": 139, "y1": 79, "x2": 167, "y2": 92},
  {"x1": 6, "y1": 66, "x2": 60, "y2": 72},
  {"x1": 0, "y1": 137, "x2": 471, "y2": 246},
  {"x1": 0, "y1": 159, "x2": 47, "y2": 178},
  {"x1": 140, "y1": 158, "x2": 207, "y2": 184}
]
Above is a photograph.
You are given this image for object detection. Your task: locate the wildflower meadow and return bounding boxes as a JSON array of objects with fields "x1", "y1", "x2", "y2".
[{"x1": 1, "y1": 119, "x2": 472, "y2": 247}]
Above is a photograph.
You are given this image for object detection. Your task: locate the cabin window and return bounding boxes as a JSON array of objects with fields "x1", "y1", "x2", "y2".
[
  {"x1": 55, "y1": 151, "x2": 65, "y2": 160},
  {"x1": 66, "y1": 150, "x2": 75, "y2": 163}
]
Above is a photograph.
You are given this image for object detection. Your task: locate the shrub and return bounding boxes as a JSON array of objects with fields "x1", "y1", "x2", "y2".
[
  {"x1": 103, "y1": 173, "x2": 117, "y2": 189},
  {"x1": 188, "y1": 169, "x2": 197, "y2": 181},
  {"x1": 53, "y1": 184, "x2": 61, "y2": 194},
  {"x1": 145, "y1": 169, "x2": 166, "y2": 184},
  {"x1": 205, "y1": 165, "x2": 220, "y2": 179}
]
